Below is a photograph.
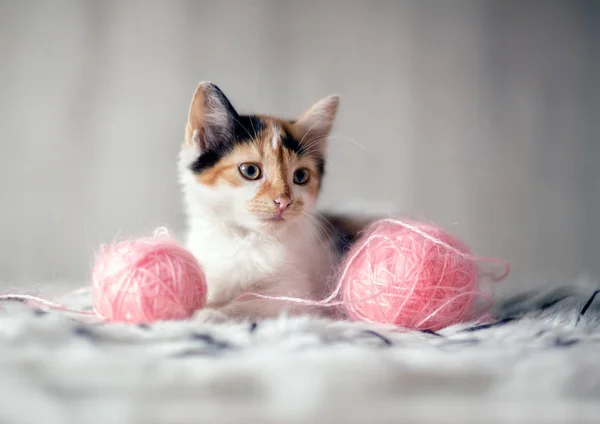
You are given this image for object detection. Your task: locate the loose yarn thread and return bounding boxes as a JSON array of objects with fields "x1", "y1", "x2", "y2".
[
  {"x1": 0, "y1": 220, "x2": 509, "y2": 330},
  {"x1": 236, "y1": 219, "x2": 509, "y2": 330},
  {"x1": 0, "y1": 228, "x2": 208, "y2": 324}
]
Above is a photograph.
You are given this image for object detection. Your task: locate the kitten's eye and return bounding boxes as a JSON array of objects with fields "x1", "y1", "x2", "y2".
[
  {"x1": 293, "y1": 168, "x2": 310, "y2": 185},
  {"x1": 238, "y1": 163, "x2": 262, "y2": 180}
]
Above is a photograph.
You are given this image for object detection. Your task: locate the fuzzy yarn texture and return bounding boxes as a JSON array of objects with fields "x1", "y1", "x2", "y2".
[
  {"x1": 0, "y1": 281, "x2": 599, "y2": 424},
  {"x1": 92, "y1": 230, "x2": 207, "y2": 323},
  {"x1": 340, "y1": 219, "x2": 506, "y2": 330}
]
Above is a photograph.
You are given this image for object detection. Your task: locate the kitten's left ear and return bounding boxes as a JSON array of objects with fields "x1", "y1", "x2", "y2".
[
  {"x1": 185, "y1": 81, "x2": 238, "y2": 151},
  {"x1": 294, "y1": 95, "x2": 340, "y2": 152}
]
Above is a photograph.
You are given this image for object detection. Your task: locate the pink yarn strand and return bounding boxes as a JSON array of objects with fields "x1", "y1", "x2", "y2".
[
  {"x1": 0, "y1": 227, "x2": 207, "y2": 324},
  {"x1": 375, "y1": 219, "x2": 510, "y2": 279},
  {"x1": 0, "y1": 294, "x2": 96, "y2": 315},
  {"x1": 239, "y1": 221, "x2": 506, "y2": 307},
  {"x1": 0, "y1": 221, "x2": 506, "y2": 330},
  {"x1": 236, "y1": 218, "x2": 509, "y2": 330}
]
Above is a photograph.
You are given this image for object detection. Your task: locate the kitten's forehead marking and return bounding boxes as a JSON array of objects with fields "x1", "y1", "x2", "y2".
[{"x1": 271, "y1": 123, "x2": 280, "y2": 150}]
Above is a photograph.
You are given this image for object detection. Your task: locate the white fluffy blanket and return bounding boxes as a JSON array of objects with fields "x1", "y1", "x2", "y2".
[{"x1": 1, "y1": 285, "x2": 600, "y2": 424}]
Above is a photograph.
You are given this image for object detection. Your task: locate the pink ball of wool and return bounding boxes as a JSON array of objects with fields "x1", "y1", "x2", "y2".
[
  {"x1": 91, "y1": 233, "x2": 207, "y2": 324},
  {"x1": 340, "y1": 219, "x2": 482, "y2": 331}
]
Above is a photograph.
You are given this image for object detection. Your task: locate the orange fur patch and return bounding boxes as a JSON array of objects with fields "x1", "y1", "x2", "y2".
[{"x1": 195, "y1": 162, "x2": 240, "y2": 186}]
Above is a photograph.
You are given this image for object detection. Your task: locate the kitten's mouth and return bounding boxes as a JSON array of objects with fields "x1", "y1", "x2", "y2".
[
  {"x1": 262, "y1": 216, "x2": 285, "y2": 223},
  {"x1": 261, "y1": 214, "x2": 287, "y2": 224}
]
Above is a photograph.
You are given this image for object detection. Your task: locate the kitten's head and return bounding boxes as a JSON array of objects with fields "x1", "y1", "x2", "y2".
[{"x1": 179, "y1": 82, "x2": 339, "y2": 234}]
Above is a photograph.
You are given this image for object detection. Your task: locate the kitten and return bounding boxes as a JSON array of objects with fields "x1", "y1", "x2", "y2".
[{"x1": 178, "y1": 82, "x2": 368, "y2": 322}]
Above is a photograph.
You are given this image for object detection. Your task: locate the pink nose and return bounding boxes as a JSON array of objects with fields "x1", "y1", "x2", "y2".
[{"x1": 273, "y1": 197, "x2": 292, "y2": 212}]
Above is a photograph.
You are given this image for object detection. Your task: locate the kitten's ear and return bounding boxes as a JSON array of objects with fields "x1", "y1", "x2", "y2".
[
  {"x1": 294, "y1": 95, "x2": 340, "y2": 152},
  {"x1": 185, "y1": 82, "x2": 238, "y2": 151}
]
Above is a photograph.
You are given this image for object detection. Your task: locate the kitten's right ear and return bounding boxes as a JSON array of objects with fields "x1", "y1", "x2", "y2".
[{"x1": 185, "y1": 82, "x2": 238, "y2": 151}]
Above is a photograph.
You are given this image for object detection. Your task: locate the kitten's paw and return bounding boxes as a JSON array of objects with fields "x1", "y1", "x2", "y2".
[{"x1": 191, "y1": 307, "x2": 229, "y2": 324}]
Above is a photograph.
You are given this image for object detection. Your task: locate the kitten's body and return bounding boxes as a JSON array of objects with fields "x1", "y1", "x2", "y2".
[
  {"x1": 179, "y1": 82, "x2": 364, "y2": 321},
  {"x1": 184, "y1": 204, "x2": 335, "y2": 318}
]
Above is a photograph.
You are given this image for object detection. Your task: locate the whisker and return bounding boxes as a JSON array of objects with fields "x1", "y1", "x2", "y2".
[
  {"x1": 231, "y1": 115, "x2": 260, "y2": 146},
  {"x1": 302, "y1": 211, "x2": 334, "y2": 244},
  {"x1": 298, "y1": 107, "x2": 339, "y2": 147},
  {"x1": 327, "y1": 135, "x2": 372, "y2": 154},
  {"x1": 300, "y1": 135, "x2": 330, "y2": 154},
  {"x1": 301, "y1": 134, "x2": 373, "y2": 158},
  {"x1": 311, "y1": 211, "x2": 336, "y2": 231},
  {"x1": 248, "y1": 115, "x2": 257, "y2": 139},
  {"x1": 299, "y1": 212, "x2": 334, "y2": 267}
]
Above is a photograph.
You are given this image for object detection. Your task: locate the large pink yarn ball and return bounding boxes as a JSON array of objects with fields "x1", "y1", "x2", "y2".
[
  {"x1": 91, "y1": 232, "x2": 207, "y2": 324},
  {"x1": 340, "y1": 219, "x2": 480, "y2": 331}
]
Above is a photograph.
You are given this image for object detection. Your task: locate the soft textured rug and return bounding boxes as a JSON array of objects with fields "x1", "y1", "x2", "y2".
[{"x1": 1, "y1": 284, "x2": 600, "y2": 424}]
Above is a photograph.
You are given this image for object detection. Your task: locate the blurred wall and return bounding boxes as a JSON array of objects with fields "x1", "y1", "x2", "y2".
[{"x1": 0, "y1": 0, "x2": 598, "y2": 293}]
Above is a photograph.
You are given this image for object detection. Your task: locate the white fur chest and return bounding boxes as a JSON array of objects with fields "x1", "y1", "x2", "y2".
[{"x1": 186, "y1": 218, "x2": 325, "y2": 307}]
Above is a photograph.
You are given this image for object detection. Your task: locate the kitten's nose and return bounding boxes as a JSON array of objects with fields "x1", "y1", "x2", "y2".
[{"x1": 273, "y1": 197, "x2": 292, "y2": 213}]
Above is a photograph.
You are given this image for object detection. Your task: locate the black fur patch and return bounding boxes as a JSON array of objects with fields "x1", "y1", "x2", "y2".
[
  {"x1": 281, "y1": 132, "x2": 305, "y2": 156},
  {"x1": 191, "y1": 150, "x2": 224, "y2": 173},
  {"x1": 282, "y1": 131, "x2": 326, "y2": 182},
  {"x1": 190, "y1": 115, "x2": 264, "y2": 174},
  {"x1": 316, "y1": 157, "x2": 325, "y2": 179},
  {"x1": 209, "y1": 83, "x2": 238, "y2": 117},
  {"x1": 323, "y1": 214, "x2": 359, "y2": 256},
  {"x1": 233, "y1": 115, "x2": 264, "y2": 141},
  {"x1": 330, "y1": 229, "x2": 353, "y2": 255}
]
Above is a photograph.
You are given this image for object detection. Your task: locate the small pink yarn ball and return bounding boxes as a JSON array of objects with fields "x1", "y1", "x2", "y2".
[
  {"x1": 91, "y1": 231, "x2": 207, "y2": 324},
  {"x1": 340, "y1": 219, "x2": 480, "y2": 331}
]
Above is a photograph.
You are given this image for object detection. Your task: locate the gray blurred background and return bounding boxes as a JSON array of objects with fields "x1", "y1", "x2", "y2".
[{"x1": 0, "y1": 0, "x2": 598, "y2": 295}]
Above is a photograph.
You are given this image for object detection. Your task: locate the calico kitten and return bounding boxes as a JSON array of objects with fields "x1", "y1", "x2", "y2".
[{"x1": 178, "y1": 82, "x2": 367, "y2": 322}]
